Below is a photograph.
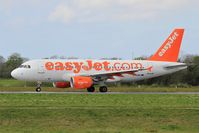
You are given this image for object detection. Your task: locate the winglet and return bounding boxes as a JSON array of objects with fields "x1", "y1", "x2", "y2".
[{"x1": 148, "y1": 29, "x2": 184, "y2": 62}]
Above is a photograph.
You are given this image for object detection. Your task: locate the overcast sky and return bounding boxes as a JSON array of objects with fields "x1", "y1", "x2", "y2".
[{"x1": 0, "y1": 0, "x2": 198, "y2": 59}]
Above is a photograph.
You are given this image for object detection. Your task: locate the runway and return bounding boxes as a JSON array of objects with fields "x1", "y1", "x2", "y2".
[{"x1": 0, "y1": 91, "x2": 199, "y2": 94}]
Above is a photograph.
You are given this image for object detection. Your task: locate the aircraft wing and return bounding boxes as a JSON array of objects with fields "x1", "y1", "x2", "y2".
[{"x1": 80, "y1": 67, "x2": 151, "y2": 81}]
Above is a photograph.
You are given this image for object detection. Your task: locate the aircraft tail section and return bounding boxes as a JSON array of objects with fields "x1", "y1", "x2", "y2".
[{"x1": 148, "y1": 29, "x2": 184, "y2": 62}]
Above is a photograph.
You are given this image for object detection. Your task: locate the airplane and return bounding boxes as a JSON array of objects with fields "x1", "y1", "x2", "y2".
[{"x1": 11, "y1": 28, "x2": 187, "y2": 92}]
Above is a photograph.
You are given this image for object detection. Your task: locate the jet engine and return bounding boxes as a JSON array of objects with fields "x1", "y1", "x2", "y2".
[{"x1": 70, "y1": 76, "x2": 93, "y2": 89}]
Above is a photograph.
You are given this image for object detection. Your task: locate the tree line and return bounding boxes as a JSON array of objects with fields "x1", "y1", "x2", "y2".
[
  {"x1": 0, "y1": 53, "x2": 198, "y2": 86},
  {"x1": 0, "y1": 53, "x2": 28, "y2": 78}
]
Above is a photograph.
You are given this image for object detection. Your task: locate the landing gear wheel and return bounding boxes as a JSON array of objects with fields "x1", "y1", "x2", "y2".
[
  {"x1": 36, "y1": 81, "x2": 42, "y2": 92},
  {"x1": 36, "y1": 87, "x2": 41, "y2": 92},
  {"x1": 87, "y1": 87, "x2": 95, "y2": 92},
  {"x1": 99, "y1": 86, "x2": 108, "y2": 93}
]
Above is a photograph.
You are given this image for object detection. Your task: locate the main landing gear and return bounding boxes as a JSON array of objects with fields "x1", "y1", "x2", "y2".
[
  {"x1": 36, "y1": 82, "x2": 42, "y2": 92},
  {"x1": 87, "y1": 86, "x2": 95, "y2": 92},
  {"x1": 87, "y1": 86, "x2": 108, "y2": 93},
  {"x1": 99, "y1": 86, "x2": 108, "y2": 93}
]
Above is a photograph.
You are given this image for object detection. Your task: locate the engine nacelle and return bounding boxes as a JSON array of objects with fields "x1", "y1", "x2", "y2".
[
  {"x1": 70, "y1": 76, "x2": 93, "y2": 89},
  {"x1": 53, "y1": 82, "x2": 71, "y2": 88}
]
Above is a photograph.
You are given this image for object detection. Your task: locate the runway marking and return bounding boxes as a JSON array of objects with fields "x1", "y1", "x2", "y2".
[{"x1": 0, "y1": 92, "x2": 199, "y2": 94}]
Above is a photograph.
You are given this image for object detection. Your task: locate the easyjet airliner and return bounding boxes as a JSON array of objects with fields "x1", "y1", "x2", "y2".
[{"x1": 11, "y1": 29, "x2": 187, "y2": 92}]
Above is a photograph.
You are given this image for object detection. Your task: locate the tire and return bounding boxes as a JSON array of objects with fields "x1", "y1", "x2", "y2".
[
  {"x1": 99, "y1": 86, "x2": 108, "y2": 93},
  {"x1": 87, "y1": 87, "x2": 95, "y2": 92},
  {"x1": 36, "y1": 87, "x2": 41, "y2": 92}
]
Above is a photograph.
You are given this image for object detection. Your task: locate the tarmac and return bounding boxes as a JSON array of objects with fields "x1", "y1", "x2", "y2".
[{"x1": 0, "y1": 91, "x2": 199, "y2": 94}]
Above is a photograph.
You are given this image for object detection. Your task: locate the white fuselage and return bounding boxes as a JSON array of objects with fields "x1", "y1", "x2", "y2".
[{"x1": 11, "y1": 59, "x2": 187, "y2": 83}]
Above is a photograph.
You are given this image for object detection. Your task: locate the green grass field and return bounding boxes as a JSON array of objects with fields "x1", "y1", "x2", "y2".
[
  {"x1": 0, "y1": 94, "x2": 199, "y2": 133},
  {"x1": 0, "y1": 79, "x2": 199, "y2": 133},
  {"x1": 0, "y1": 79, "x2": 199, "y2": 92}
]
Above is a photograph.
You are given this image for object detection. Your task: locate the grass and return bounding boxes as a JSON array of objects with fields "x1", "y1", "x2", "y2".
[
  {"x1": 0, "y1": 79, "x2": 27, "y2": 87},
  {"x1": 0, "y1": 94, "x2": 199, "y2": 133},
  {"x1": 0, "y1": 79, "x2": 199, "y2": 132},
  {"x1": 0, "y1": 79, "x2": 199, "y2": 92},
  {"x1": 0, "y1": 79, "x2": 50, "y2": 87}
]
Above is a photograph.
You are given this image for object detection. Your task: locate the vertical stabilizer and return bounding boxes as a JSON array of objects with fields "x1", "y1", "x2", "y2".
[{"x1": 148, "y1": 29, "x2": 184, "y2": 62}]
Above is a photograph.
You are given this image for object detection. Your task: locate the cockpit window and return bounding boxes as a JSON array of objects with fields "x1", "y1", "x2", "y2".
[{"x1": 19, "y1": 65, "x2": 31, "y2": 69}]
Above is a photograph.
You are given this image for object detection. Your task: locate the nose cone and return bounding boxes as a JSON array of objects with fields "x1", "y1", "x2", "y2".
[{"x1": 11, "y1": 69, "x2": 18, "y2": 79}]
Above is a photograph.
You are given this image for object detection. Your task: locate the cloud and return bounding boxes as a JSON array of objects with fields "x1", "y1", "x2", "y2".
[
  {"x1": 0, "y1": 0, "x2": 197, "y2": 24},
  {"x1": 0, "y1": 0, "x2": 47, "y2": 13},
  {"x1": 48, "y1": 5, "x2": 75, "y2": 23},
  {"x1": 75, "y1": 0, "x2": 112, "y2": 9},
  {"x1": 47, "y1": 0, "x2": 196, "y2": 24},
  {"x1": 0, "y1": 0, "x2": 53, "y2": 28}
]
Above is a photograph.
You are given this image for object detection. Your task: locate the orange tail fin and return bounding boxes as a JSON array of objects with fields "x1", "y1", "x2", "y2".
[{"x1": 148, "y1": 29, "x2": 184, "y2": 62}]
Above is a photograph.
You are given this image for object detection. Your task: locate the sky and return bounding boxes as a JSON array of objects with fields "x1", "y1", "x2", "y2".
[{"x1": 0, "y1": 0, "x2": 198, "y2": 60}]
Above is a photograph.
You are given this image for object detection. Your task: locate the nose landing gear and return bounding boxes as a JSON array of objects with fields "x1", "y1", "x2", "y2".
[
  {"x1": 36, "y1": 82, "x2": 42, "y2": 92},
  {"x1": 36, "y1": 87, "x2": 41, "y2": 92}
]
